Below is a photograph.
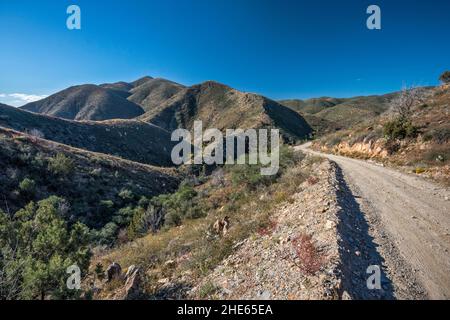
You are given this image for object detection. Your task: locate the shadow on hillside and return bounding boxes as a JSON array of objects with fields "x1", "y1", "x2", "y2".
[{"x1": 334, "y1": 165, "x2": 395, "y2": 300}]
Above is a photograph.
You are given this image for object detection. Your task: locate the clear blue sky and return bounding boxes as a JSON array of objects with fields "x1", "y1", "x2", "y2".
[{"x1": 0, "y1": 0, "x2": 449, "y2": 106}]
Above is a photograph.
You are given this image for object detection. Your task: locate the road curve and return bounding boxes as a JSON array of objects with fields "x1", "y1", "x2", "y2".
[{"x1": 296, "y1": 142, "x2": 450, "y2": 299}]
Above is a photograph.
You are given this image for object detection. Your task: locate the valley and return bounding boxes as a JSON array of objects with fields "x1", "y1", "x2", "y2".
[{"x1": 1, "y1": 74, "x2": 449, "y2": 300}]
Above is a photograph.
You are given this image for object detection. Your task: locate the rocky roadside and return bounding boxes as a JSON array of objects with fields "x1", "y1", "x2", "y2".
[{"x1": 190, "y1": 159, "x2": 344, "y2": 300}]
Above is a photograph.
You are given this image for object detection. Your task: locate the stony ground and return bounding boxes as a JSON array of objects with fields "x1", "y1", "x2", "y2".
[{"x1": 192, "y1": 159, "x2": 343, "y2": 300}]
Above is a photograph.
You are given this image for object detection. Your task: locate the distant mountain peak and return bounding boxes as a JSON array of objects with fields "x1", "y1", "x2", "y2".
[
  {"x1": 131, "y1": 76, "x2": 154, "y2": 88},
  {"x1": 20, "y1": 84, "x2": 144, "y2": 121}
]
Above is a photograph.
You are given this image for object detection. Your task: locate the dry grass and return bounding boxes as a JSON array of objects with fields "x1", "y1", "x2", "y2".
[{"x1": 91, "y1": 149, "x2": 317, "y2": 297}]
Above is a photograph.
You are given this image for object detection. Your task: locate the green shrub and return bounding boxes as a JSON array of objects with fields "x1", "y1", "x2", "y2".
[
  {"x1": 112, "y1": 206, "x2": 136, "y2": 226},
  {"x1": 19, "y1": 178, "x2": 36, "y2": 195},
  {"x1": 100, "y1": 200, "x2": 114, "y2": 209},
  {"x1": 97, "y1": 222, "x2": 119, "y2": 245},
  {"x1": 94, "y1": 263, "x2": 104, "y2": 280},
  {"x1": 227, "y1": 145, "x2": 301, "y2": 189},
  {"x1": 48, "y1": 153, "x2": 74, "y2": 176},
  {"x1": 383, "y1": 118, "x2": 418, "y2": 140},
  {"x1": 118, "y1": 188, "x2": 134, "y2": 201},
  {"x1": 0, "y1": 196, "x2": 91, "y2": 299}
]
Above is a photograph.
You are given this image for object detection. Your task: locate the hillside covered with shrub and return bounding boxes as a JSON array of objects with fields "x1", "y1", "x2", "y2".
[{"x1": 314, "y1": 85, "x2": 450, "y2": 185}]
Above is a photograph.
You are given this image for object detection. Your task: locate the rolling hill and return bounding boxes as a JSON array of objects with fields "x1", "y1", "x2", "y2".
[
  {"x1": 128, "y1": 78, "x2": 186, "y2": 112},
  {"x1": 140, "y1": 81, "x2": 313, "y2": 142},
  {"x1": 0, "y1": 103, "x2": 175, "y2": 167},
  {"x1": 0, "y1": 126, "x2": 180, "y2": 228},
  {"x1": 279, "y1": 93, "x2": 400, "y2": 135},
  {"x1": 20, "y1": 84, "x2": 145, "y2": 121}
]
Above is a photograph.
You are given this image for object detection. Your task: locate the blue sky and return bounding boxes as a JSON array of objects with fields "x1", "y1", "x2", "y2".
[{"x1": 0, "y1": 0, "x2": 449, "y2": 106}]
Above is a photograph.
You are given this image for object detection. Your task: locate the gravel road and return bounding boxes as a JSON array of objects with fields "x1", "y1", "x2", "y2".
[{"x1": 296, "y1": 143, "x2": 450, "y2": 299}]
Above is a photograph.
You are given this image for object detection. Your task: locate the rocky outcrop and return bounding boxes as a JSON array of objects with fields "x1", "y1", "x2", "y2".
[
  {"x1": 212, "y1": 216, "x2": 230, "y2": 237},
  {"x1": 123, "y1": 265, "x2": 142, "y2": 300},
  {"x1": 321, "y1": 139, "x2": 389, "y2": 159},
  {"x1": 106, "y1": 262, "x2": 122, "y2": 282}
]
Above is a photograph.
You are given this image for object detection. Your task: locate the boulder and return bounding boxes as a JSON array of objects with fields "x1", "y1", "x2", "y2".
[
  {"x1": 105, "y1": 262, "x2": 122, "y2": 282},
  {"x1": 123, "y1": 266, "x2": 141, "y2": 299},
  {"x1": 212, "y1": 216, "x2": 230, "y2": 237}
]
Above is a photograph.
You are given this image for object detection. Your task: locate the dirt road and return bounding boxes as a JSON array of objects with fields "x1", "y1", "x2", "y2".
[{"x1": 296, "y1": 143, "x2": 450, "y2": 299}]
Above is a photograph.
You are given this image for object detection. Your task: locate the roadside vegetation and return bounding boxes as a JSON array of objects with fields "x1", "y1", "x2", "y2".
[
  {"x1": 91, "y1": 147, "x2": 320, "y2": 299},
  {"x1": 314, "y1": 75, "x2": 450, "y2": 185}
]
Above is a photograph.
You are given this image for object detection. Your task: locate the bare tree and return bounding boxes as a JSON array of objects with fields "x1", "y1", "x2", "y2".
[
  {"x1": 439, "y1": 71, "x2": 450, "y2": 84},
  {"x1": 390, "y1": 85, "x2": 429, "y2": 120},
  {"x1": 27, "y1": 128, "x2": 45, "y2": 143}
]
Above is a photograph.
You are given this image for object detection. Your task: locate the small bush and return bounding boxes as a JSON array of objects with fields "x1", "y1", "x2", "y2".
[
  {"x1": 383, "y1": 118, "x2": 418, "y2": 140},
  {"x1": 307, "y1": 176, "x2": 319, "y2": 186},
  {"x1": 94, "y1": 263, "x2": 104, "y2": 280},
  {"x1": 327, "y1": 135, "x2": 342, "y2": 147},
  {"x1": 48, "y1": 153, "x2": 74, "y2": 176},
  {"x1": 98, "y1": 222, "x2": 119, "y2": 245},
  {"x1": 19, "y1": 178, "x2": 36, "y2": 194},
  {"x1": 118, "y1": 188, "x2": 134, "y2": 201},
  {"x1": 292, "y1": 234, "x2": 324, "y2": 275},
  {"x1": 423, "y1": 128, "x2": 450, "y2": 144},
  {"x1": 198, "y1": 281, "x2": 218, "y2": 299},
  {"x1": 257, "y1": 219, "x2": 277, "y2": 236}
]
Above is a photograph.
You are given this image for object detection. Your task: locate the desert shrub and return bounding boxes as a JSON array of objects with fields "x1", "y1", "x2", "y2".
[
  {"x1": 118, "y1": 188, "x2": 134, "y2": 201},
  {"x1": 31, "y1": 153, "x2": 46, "y2": 168},
  {"x1": 292, "y1": 234, "x2": 324, "y2": 275},
  {"x1": 307, "y1": 176, "x2": 319, "y2": 185},
  {"x1": 229, "y1": 162, "x2": 274, "y2": 189},
  {"x1": 128, "y1": 183, "x2": 205, "y2": 235},
  {"x1": 348, "y1": 132, "x2": 370, "y2": 146},
  {"x1": 138, "y1": 196, "x2": 150, "y2": 208},
  {"x1": 100, "y1": 200, "x2": 114, "y2": 209},
  {"x1": 257, "y1": 219, "x2": 278, "y2": 236},
  {"x1": 383, "y1": 117, "x2": 418, "y2": 140},
  {"x1": 48, "y1": 153, "x2": 74, "y2": 176},
  {"x1": 97, "y1": 222, "x2": 119, "y2": 245},
  {"x1": 159, "y1": 183, "x2": 205, "y2": 228},
  {"x1": 112, "y1": 206, "x2": 136, "y2": 226},
  {"x1": 94, "y1": 263, "x2": 104, "y2": 280},
  {"x1": 326, "y1": 135, "x2": 342, "y2": 147},
  {"x1": 28, "y1": 129, "x2": 44, "y2": 142},
  {"x1": 198, "y1": 281, "x2": 218, "y2": 299},
  {"x1": 424, "y1": 150, "x2": 449, "y2": 164},
  {"x1": 0, "y1": 196, "x2": 91, "y2": 300},
  {"x1": 19, "y1": 178, "x2": 36, "y2": 195},
  {"x1": 228, "y1": 145, "x2": 300, "y2": 190},
  {"x1": 384, "y1": 139, "x2": 400, "y2": 155},
  {"x1": 423, "y1": 128, "x2": 450, "y2": 144}
]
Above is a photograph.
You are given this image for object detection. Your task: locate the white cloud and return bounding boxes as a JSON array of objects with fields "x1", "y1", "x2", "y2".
[
  {"x1": 10, "y1": 93, "x2": 48, "y2": 103},
  {"x1": 0, "y1": 93, "x2": 48, "y2": 107}
]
